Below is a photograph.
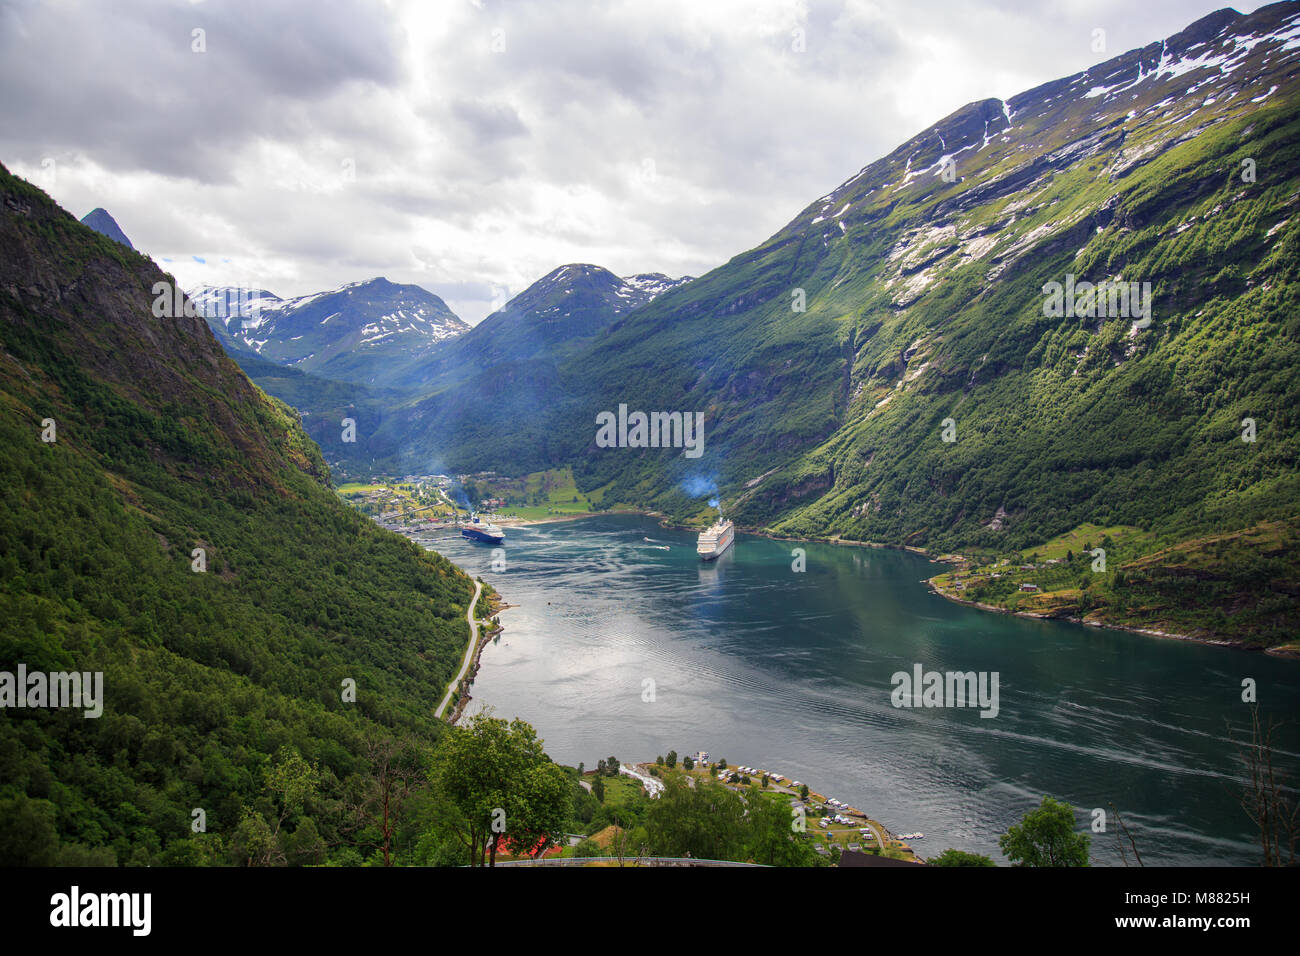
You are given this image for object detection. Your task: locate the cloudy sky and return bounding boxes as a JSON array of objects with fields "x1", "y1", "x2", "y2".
[{"x1": 0, "y1": 0, "x2": 1264, "y2": 323}]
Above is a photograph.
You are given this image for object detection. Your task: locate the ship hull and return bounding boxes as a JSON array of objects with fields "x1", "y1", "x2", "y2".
[
  {"x1": 697, "y1": 525, "x2": 734, "y2": 561},
  {"x1": 461, "y1": 527, "x2": 504, "y2": 545}
]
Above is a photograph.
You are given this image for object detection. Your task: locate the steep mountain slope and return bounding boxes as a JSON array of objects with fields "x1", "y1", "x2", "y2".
[
  {"x1": 0, "y1": 164, "x2": 475, "y2": 864},
  {"x1": 543, "y1": 4, "x2": 1300, "y2": 512},
  {"x1": 745, "y1": 2, "x2": 1300, "y2": 551},
  {"x1": 192, "y1": 277, "x2": 470, "y2": 388},
  {"x1": 233, "y1": 351, "x2": 409, "y2": 473},
  {"x1": 78, "y1": 207, "x2": 133, "y2": 249}
]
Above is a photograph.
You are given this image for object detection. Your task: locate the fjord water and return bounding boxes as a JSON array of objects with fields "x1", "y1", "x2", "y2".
[{"x1": 426, "y1": 514, "x2": 1299, "y2": 865}]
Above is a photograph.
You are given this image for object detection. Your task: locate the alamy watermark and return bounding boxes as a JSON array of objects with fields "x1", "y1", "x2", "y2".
[
  {"x1": 1, "y1": 665, "x2": 103, "y2": 718},
  {"x1": 890, "y1": 663, "x2": 999, "y2": 718},
  {"x1": 595, "y1": 404, "x2": 704, "y2": 458},
  {"x1": 50, "y1": 886, "x2": 150, "y2": 936},
  {"x1": 151, "y1": 282, "x2": 263, "y2": 321},
  {"x1": 1042, "y1": 274, "x2": 1151, "y2": 329}
]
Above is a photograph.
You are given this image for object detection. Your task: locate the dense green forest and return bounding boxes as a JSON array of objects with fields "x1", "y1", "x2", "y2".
[{"x1": 0, "y1": 164, "x2": 474, "y2": 865}]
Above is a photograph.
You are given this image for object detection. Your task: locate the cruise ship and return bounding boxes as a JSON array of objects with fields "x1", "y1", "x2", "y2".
[
  {"x1": 460, "y1": 515, "x2": 505, "y2": 545},
  {"x1": 696, "y1": 515, "x2": 734, "y2": 561}
]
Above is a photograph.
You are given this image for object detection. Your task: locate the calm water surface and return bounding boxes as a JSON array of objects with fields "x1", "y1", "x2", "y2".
[{"x1": 423, "y1": 514, "x2": 1299, "y2": 865}]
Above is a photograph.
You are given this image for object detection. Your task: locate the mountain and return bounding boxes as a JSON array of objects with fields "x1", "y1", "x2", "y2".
[
  {"x1": 399, "y1": 264, "x2": 691, "y2": 390},
  {"x1": 448, "y1": 265, "x2": 689, "y2": 368},
  {"x1": 191, "y1": 277, "x2": 470, "y2": 388},
  {"x1": 78, "y1": 207, "x2": 133, "y2": 249},
  {"x1": 245, "y1": 263, "x2": 690, "y2": 477},
  {"x1": 370, "y1": 3, "x2": 1300, "y2": 644},
  {"x1": 0, "y1": 163, "x2": 474, "y2": 864}
]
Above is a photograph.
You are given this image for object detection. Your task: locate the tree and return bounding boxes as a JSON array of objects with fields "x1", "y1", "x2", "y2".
[
  {"x1": 799, "y1": 784, "x2": 809, "y2": 801},
  {"x1": 999, "y1": 796, "x2": 1090, "y2": 866},
  {"x1": 591, "y1": 775, "x2": 605, "y2": 803},
  {"x1": 931, "y1": 848, "x2": 997, "y2": 866},
  {"x1": 1229, "y1": 703, "x2": 1298, "y2": 866},
  {"x1": 665, "y1": 750, "x2": 677, "y2": 769},
  {"x1": 646, "y1": 777, "x2": 746, "y2": 861},
  {"x1": 239, "y1": 746, "x2": 318, "y2": 866},
  {"x1": 606, "y1": 756, "x2": 620, "y2": 776},
  {"x1": 0, "y1": 795, "x2": 59, "y2": 865},
  {"x1": 341, "y1": 733, "x2": 426, "y2": 866},
  {"x1": 683, "y1": 756, "x2": 695, "y2": 771},
  {"x1": 504, "y1": 759, "x2": 572, "y2": 863},
  {"x1": 744, "y1": 794, "x2": 818, "y2": 867},
  {"x1": 427, "y1": 711, "x2": 572, "y2": 867}
]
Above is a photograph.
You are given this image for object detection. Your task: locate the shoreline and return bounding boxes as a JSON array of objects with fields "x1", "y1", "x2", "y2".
[
  {"x1": 622, "y1": 760, "x2": 925, "y2": 863},
  {"x1": 737, "y1": 524, "x2": 1297, "y2": 659},
  {"x1": 923, "y1": 570, "x2": 1298, "y2": 658},
  {"x1": 444, "y1": 586, "x2": 502, "y2": 725}
]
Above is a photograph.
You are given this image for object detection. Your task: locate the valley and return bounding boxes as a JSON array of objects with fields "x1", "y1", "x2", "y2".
[
  {"x1": 1, "y1": 0, "x2": 1297, "y2": 882},
  {"x1": 199, "y1": 4, "x2": 1300, "y2": 652}
]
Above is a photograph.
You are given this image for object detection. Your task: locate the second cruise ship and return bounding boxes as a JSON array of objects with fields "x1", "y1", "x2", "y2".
[{"x1": 696, "y1": 514, "x2": 734, "y2": 561}]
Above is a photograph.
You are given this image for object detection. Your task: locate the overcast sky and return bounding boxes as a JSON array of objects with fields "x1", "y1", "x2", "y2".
[{"x1": 0, "y1": 0, "x2": 1265, "y2": 323}]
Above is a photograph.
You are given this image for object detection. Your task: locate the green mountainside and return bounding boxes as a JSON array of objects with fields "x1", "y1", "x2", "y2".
[
  {"x1": 556, "y1": 4, "x2": 1300, "y2": 536},
  {"x1": 0, "y1": 165, "x2": 475, "y2": 864}
]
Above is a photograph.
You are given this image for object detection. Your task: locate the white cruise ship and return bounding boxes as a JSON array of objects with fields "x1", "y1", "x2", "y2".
[{"x1": 696, "y1": 516, "x2": 734, "y2": 561}]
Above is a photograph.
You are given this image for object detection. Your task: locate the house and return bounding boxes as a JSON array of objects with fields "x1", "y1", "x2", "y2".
[{"x1": 1019, "y1": 583, "x2": 1040, "y2": 592}]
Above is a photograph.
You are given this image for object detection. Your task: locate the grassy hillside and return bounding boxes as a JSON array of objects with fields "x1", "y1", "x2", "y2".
[{"x1": 0, "y1": 164, "x2": 475, "y2": 865}]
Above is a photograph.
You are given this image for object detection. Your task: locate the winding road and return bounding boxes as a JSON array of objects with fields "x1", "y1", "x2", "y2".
[{"x1": 435, "y1": 579, "x2": 482, "y2": 720}]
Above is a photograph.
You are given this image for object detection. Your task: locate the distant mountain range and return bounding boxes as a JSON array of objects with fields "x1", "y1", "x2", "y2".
[
  {"x1": 197, "y1": 265, "x2": 691, "y2": 388},
  {"x1": 189, "y1": 277, "x2": 470, "y2": 387},
  {"x1": 397, "y1": 264, "x2": 692, "y2": 390},
  {"x1": 79, "y1": 207, "x2": 133, "y2": 249},
  {"x1": 198, "y1": 263, "x2": 692, "y2": 468}
]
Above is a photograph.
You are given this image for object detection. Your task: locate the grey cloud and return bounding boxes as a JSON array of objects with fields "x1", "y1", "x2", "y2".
[
  {"x1": 449, "y1": 98, "x2": 529, "y2": 142},
  {"x1": 0, "y1": 0, "x2": 402, "y2": 181},
  {"x1": 0, "y1": 0, "x2": 1265, "y2": 325}
]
